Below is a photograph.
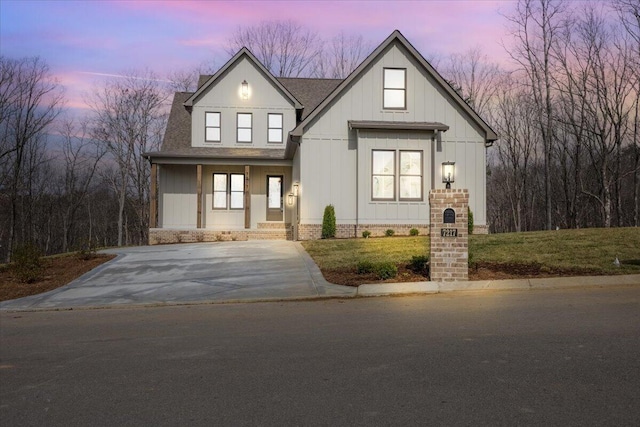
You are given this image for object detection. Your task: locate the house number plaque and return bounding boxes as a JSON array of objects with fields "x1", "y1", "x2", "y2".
[{"x1": 440, "y1": 228, "x2": 458, "y2": 237}]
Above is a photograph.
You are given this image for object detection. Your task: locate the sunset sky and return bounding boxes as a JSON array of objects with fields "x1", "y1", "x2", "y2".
[{"x1": 1, "y1": 0, "x2": 514, "y2": 113}]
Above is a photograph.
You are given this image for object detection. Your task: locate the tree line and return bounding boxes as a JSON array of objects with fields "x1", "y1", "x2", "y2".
[{"x1": 1, "y1": 1, "x2": 639, "y2": 262}]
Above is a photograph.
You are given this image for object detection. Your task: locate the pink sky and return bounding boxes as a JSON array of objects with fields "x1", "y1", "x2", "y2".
[{"x1": 1, "y1": 0, "x2": 515, "y2": 115}]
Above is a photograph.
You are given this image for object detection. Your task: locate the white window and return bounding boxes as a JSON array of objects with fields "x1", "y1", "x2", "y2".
[
  {"x1": 383, "y1": 68, "x2": 406, "y2": 109},
  {"x1": 268, "y1": 113, "x2": 283, "y2": 143},
  {"x1": 372, "y1": 150, "x2": 395, "y2": 200},
  {"x1": 205, "y1": 112, "x2": 221, "y2": 142},
  {"x1": 213, "y1": 173, "x2": 228, "y2": 209},
  {"x1": 399, "y1": 151, "x2": 422, "y2": 200},
  {"x1": 371, "y1": 150, "x2": 423, "y2": 201},
  {"x1": 213, "y1": 173, "x2": 245, "y2": 210},
  {"x1": 237, "y1": 113, "x2": 252, "y2": 143}
]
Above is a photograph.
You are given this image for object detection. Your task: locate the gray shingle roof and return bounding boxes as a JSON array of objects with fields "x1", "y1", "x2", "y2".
[
  {"x1": 277, "y1": 78, "x2": 342, "y2": 119},
  {"x1": 161, "y1": 92, "x2": 192, "y2": 152}
]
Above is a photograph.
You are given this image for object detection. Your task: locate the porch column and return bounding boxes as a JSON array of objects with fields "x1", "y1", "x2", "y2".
[
  {"x1": 244, "y1": 165, "x2": 251, "y2": 229},
  {"x1": 196, "y1": 164, "x2": 202, "y2": 228},
  {"x1": 150, "y1": 163, "x2": 157, "y2": 228}
]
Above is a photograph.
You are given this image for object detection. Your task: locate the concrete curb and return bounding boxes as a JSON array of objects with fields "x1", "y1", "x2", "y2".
[{"x1": 356, "y1": 274, "x2": 640, "y2": 297}]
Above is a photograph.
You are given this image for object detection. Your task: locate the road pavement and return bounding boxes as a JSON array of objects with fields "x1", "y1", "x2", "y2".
[{"x1": 1, "y1": 286, "x2": 638, "y2": 425}]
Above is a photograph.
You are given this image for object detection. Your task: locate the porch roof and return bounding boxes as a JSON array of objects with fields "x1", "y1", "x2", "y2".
[{"x1": 348, "y1": 120, "x2": 450, "y2": 132}]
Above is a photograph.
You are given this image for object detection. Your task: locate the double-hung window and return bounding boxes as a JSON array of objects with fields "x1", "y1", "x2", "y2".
[
  {"x1": 237, "y1": 113, "x2": 252, "y2": 143},
  {"x1": 372, "y1": 150, "x2": 423, "y2": 201},
  {"x1": 372, "y1": 150, "x2": 396, "y2": 200},
  {"x1": 205, "y1": 112, "x2": 221, "y2": 142},
  {"x1": 268, "y1": 113, "x2": 283, "y2": 143},
  {"x1": 213, "y1": 173, "x2": 245, "y2": 209},
  {"x1": 383, "y1": 68, "x2": 406, "y2": 109}
]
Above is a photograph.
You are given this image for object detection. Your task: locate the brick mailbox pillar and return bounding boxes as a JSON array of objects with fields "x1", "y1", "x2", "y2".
[{"x1": 429, "y1": 189, "x2": 469, "y2": 281}]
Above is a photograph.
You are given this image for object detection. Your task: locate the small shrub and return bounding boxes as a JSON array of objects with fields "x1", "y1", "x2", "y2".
[
  {"x1": 12, "y1": 244, "x2": 43, "y2": 284},
  {"x1": 409, "y1": 255, "x2": 429, "y2": 272},
  {"x1": 409, "y1": 228, "x2": 419, "y2": 236},
  {"x1": 385, "y1": 229, "x2": 395, "y2": 237},
  {"x1": 362, "y1": 230, "x2": 371, "y2": 238},
  {"x1": 468, "y1": 207, "x2": 474, "y2": 235},
  {"x1": 76, "y1": 241, "x2": 97, "y2": 260},
  {"x1": 356, "y1": 260, "x2": 375, "y2": 274},
  {"x1": 375, "y1": 262, "x2": 398, "y2": 280},
  {"x1": 322, "y1": 205, "x2": 336, "y2": 239}
]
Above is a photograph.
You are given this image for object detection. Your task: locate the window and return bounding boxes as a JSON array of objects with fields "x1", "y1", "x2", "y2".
[
  {"x1": 213, "y1": 173, "x2": 228, "y2": 209},
  {"x1": 383, "y1": 68, "x2": 406, "y2": 109},
  {"x1": 372, "y1": 150, "x2": 395, "y2": 200},
  {"x1": 213, "y1": 173, "x2": 245, "y2": 210},
  {"x1": 237, "y1": 113, "x2": 252, "y2": 143},
  {"x1": 268, "y1": 113, "x2": 283, "y2": 143},
  {"x1": 371, "y1": 150, "x2": 423, "y2": 201},
  {"x1": 205, "y1": 112, "x2": 221, "y2": 142},
  {"x1": 399, "y1": 151, "x2": 422, "y2": 200}
]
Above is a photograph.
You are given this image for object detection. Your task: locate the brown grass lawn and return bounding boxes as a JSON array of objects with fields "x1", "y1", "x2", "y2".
[{"x1": 0, "y1": 253, "x2": 116, "y2": 302}]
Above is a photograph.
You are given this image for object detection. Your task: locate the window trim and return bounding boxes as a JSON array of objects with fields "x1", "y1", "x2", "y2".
[
  {"x1": 371, "y1": 150, "x2": 396, "y2": 201},
  {"x1": 383, "y1": 68, "x2": 407, "y2": 110},
  {"x1": 212, "y1": 173, "x2": 245, "y2": 210},
  {"x1": 399, "y1": 150, "x2": 423, "y2": 201},
  {"x1": 267, "y1": 113, "x2": 283, "y2": 144},
  {"x1": 236, "y1": 112, "x2": 252, "y2": 143},
  {"x1": 205, "y1": 112, "x2": 221, "y2": 143}
]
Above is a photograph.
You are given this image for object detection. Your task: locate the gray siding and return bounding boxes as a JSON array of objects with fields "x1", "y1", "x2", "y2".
[
  {"x1": 192, "y1": 57, "x2": 296, "y2": 149},
  {"x1": 300, "y1": 42, "x2": 487, "y2": 226},
  {"x1": 159, "y1": 165, "x2": 197, "y2": 228}
]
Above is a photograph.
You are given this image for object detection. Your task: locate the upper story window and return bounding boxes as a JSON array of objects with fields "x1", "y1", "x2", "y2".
[
  {"x1": 237, "y1": 113, "x2": 252, "y2": 143},
  {"x1": 268, "y1": 113, "x2": 283, "y2": 143},
  {"x1": 383, "y1": 68, "x2": 406, "y2": 109},
  {"x1": 205, "y1": 112, "x2": 221, "y2": 142}
]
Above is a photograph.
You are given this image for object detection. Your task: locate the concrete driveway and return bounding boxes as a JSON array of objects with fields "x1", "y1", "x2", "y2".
[{"x1": 0, "y1": 241, "x2": 354, "y2": 310}]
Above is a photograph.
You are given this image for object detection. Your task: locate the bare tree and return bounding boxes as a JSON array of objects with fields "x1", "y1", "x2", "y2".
[
  {"x1": 312, "y1": 32, "x2": 373, "y2": 79},
  {"x1": 226, "y1": 20, "x2": 321, "y2": 77},
  {"x1": 87, "y1": 70, "x2": 168, "y2": 246},
  {"x1": 166, "y1": 59, "x2": 218, "y2": 92},
  {"x1": 0, "y1": 56, "x2": 64, "y2": 260},
  {"x1": 504, "y1": 0, "x2": 566, "y2": 230}
]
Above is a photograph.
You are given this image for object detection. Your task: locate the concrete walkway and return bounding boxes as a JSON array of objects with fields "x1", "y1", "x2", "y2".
[{"x1": 0, "y1": 241, "x2": 355, "y2": 310}]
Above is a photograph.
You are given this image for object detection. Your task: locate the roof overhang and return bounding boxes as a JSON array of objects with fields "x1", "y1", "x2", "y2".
[{"x1": 348, "y1": 120, "x2": 449, "y2": 132}]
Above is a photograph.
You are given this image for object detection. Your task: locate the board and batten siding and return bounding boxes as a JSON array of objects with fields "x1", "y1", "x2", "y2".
[
  {"x1": 299, "y1": 41, "x2": 487, "y2": 226},
  {"x1": 191, "y1": 57, "x2": 296, "y2": 148},
  {"x1": 159, "y1": 165, "x2": 197, "y2": 228}
]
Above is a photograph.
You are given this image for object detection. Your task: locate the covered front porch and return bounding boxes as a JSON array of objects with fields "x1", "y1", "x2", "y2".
[{"x1": 148, "y1": 159, "x2": 296, "y2": 244}]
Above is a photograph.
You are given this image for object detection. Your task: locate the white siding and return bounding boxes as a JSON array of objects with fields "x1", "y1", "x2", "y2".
[
  {"x1": 299, "y1": 41, "x2": 487, "y2": 226},
  {"x1": 192, "y1": 57, "x2": 296, "y2": 149}
]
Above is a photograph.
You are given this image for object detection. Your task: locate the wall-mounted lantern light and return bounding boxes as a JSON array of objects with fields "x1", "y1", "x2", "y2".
[
  {"x1": 293, "y1": 183, "x2": 299, "y2": 197},
  {"x1": 287, "y1": 193, "x2": 295, "y2": 206},
  {"x1": 241, "y1": 80, "x2": 249, "y2": 100},
  {"x1": 442, "y1": 161, "x2": 455, "y2": 189}
]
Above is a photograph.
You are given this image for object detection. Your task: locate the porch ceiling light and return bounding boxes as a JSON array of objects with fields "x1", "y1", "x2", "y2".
[
  {"x1": 241, "y1": 80, "x2": 249, "y2": 100},
  {"x1": 442, "y1": 161, "x2": 455, "y2": 189}
]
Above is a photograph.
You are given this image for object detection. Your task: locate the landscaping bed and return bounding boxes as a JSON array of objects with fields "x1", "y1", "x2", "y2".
[{"x1": 0, "y1": 253, "x2": 116, "y2": 302}]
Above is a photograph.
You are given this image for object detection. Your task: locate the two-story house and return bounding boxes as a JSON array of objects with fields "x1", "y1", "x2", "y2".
[{"x1": 144, "y1": 30, "x2": 497, "y2": 243}]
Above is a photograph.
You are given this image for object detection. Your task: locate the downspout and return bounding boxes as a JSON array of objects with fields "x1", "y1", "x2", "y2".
[{"x1": 355, "y1": 129, "x2": 359, "y2": 238}]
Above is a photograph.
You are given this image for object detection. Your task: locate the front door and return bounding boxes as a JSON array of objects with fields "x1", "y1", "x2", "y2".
[{"x1": 267, "y1": 175, "x2": 283, "y2": 221}]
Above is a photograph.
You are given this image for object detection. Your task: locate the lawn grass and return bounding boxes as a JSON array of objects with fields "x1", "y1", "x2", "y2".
[{"x1": 302, "y1": 227, "x2": 640, "y2": 276}]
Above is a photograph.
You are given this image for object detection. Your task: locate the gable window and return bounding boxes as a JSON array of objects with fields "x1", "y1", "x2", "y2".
[
  {"x1": 383, "y1": 68, "x2": 406, "y2": 109},
  {"x1": 205, "y1": 112, "x2": 221, "y2": 142},
  {"x1": 372, "y1": 150, "x2": 395, "y2": 200},
  {"x1": 237, "y1": 113, "x2": 252, "y2": 143},
  {"x1": 213, "y1": 173, "x2": 245, "y2": 210},
  {"x1": 268, "y1": 113, "x2": 283, "y2": 143},
  {"x1": 399, "y1": 151, "x2": 423, "y2": 200}
]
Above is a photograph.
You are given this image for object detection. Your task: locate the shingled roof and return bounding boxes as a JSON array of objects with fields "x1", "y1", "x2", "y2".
[
  {"x1": 160, "y1": 91, "x2": 192, "y2": 152},
  {"x1": 277, "y1": 78, "x2": 342, "y2": 120}
]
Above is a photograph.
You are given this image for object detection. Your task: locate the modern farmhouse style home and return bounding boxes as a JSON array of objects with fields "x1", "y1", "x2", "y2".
[{"x1": 144, "y1": 30, "x2": 497, "y2": 243}]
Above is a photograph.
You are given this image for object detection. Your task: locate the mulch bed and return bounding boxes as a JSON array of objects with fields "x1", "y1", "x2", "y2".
[
  {"x1": 0, "y1": 254, "x2": 116, "y2": 302},
  {"x1": 321, "y1": 261, "x2": 602, "y2": 287}
]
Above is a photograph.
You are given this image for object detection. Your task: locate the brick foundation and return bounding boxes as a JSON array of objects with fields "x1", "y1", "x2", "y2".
[
  {"x1": 429, "y1": 189, "x2": 469, "y2": 281},
  {"x1": 149, "y1": 228, "x2": 292, "y2": 245},
  {"x1": 297, "y1": 223, "x2": 430, "y2": 240}
]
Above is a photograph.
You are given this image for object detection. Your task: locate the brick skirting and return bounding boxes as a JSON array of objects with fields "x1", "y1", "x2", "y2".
[
  {"x1": 297, "y1": 223, "x2": 431, "y2": 240},
  {"x1": 149, "y1": 228, "x2": 292, "y2": 245}
]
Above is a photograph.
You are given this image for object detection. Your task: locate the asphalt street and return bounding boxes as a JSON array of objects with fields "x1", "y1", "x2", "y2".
[{"x1": 1, "y1": 286, "x2": 639, "y2": 426}]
